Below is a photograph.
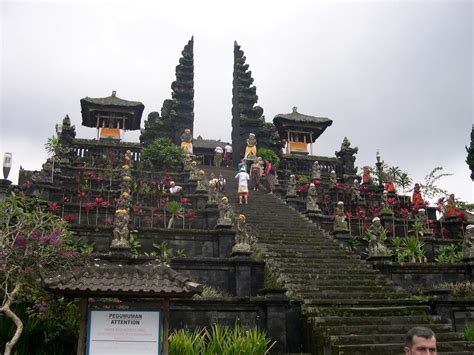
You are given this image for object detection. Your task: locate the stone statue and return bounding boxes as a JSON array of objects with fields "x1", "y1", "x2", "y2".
[
  {"x1": 183, "y1": 153, "x2": 193, "y2": 172},
  {"x1": 180, "y1": 128, "x2": 193, "y2": 154},
  {"x1": 111, "y1": 210, "x2": 130, "y2": 248},
  {"x1": 463, "y1": 225, "x2": 474, "y2": 259},
  {"x1": 286, "y1": 174, "x2": 297, "y2": 197},
  {"x1": 306, "y1": 183, "x2": 320, "y2": 212},
  {"x1": 311, "y1": 161, "x2": 321, "y2": 180},
  {"x1": 217, "y1": 196, "x2": 234, "y2": 226},
  {"x1": 367, "y1": 217, "x2": 387, "y2": 257},
  {"x1": 412, "y1": 183, "x2": 424, "y2": 210},
  {"x1": 329, "y1": 170, "x2": 337, "y2": 189},
  {"x1": 333, "y1": 201, "x2": 349, "y2": 232},
  {"x1": 189, "y1": 161, "x2": 199, "y2": 180},
  {"x1": 196, "y1": 170, "x2": 208, "y2": 192},
  {"x1": 335, "y1": 137, "x2": 359, "y2": 176},
  {"x1": 244, "y1": 133, "x2": 257, "y2": 160},
  {"x1": 380, "y1": 190, "x2": 392, "y2": 214},
  {"x1": 207, "y1": 179, "x2": 218, "y2": 205},
  {"x1": 362, "y1": 166, "x2": 373, "y2": 185},
  {"x1": 232, "y1": 214, "x2": 251, "y2": 253},
  {"x1": 351, "y1": 179, "x2": 361, "y2": 203}
]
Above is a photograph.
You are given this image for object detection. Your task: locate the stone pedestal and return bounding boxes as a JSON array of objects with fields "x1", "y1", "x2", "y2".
[
  {"x1": 286, "y1": 197, "x2": 304, "y2": 212},
  {"x1": 306, "y1": 211, "x2": 327, "y2": 226},
  {"x1": 367, "y1": 255, "x2": 392, "y2": 266},
  {"x1": 0, "y1": 179, "x2": 12, "y2": 202},
  {"x1": 107, "y1": 246, "x2": 132, "y2": 263},
  {"x1": 232, "y1": 249, "x2": 252, "y2": 296},
  {"x1": 205, "y1": 205, "x2": 218, "y2": 229},
  {"x1": 194, "y1": 191, "x2": 208, "y2": 210},
  {"x1": 444, "y1": 217, "x2": 464, "y2": 239},
  {"x1": 332, "y1": 230, "x2": 350, "y2": 241}
]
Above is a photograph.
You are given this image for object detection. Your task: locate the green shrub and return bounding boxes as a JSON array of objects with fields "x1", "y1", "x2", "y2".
[
  {"x1": 439, "y1": 281, "x2": 474, "y2": 298},
  {"x1": 435, "y1": 243, "x2": 463, "y2": 263},
  {"x1": 256, "y1": 147, "x2": 280, "y2": 166},
  {"x1": 464, "y1": 322, "x2": 474, "y2": 341},
  {"x1": 141, "y1": 137, "x2": 184, "y2": 171},
  {"x1": 168, "y1": 323, "x2": 275, "y2": 355}
]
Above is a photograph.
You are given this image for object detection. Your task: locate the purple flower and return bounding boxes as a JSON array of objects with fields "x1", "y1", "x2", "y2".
[
  {"x1": 31, "y1": 230, "x2": 41, "y2": 240},
  {"x1": 67, "y1": 251, "x2": 78, "y2": 258},
  {"x1": 15, "y1": 235, "x2": 26, "y2": 247},
  {"x1": 34, "y1": 303, "x2": 45, "y2": 313}
]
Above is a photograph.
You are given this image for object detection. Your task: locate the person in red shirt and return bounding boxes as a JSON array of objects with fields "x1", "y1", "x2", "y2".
[{"x1": 264, "y1": 160, "x2": 274, "y2": 194}]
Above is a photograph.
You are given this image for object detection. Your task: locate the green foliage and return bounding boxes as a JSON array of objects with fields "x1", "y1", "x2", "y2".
[
  {"x1": 144, "y1": 241, "x2": 185, "y2": 262},
  {"x1": 129, "y1": 230, "x2": 141, "y2": 256},
  {"x1": 464, "y1": 322, "x2": 474, "y2": 341},
  {"x1": 44, "y1": 136, "x2": 61, "y2": 157},
  {"x1": 256, "y1": 147, "x2": 280, "y2": 166},
  {"x1": 435, "y1": 243, "x2": 463, "y2": 263},
  {"x1": 0, "y1": 302, "x2": 78, "y2": 355},
  {"x1": 348, "y1": 235, "x2": 360, "y2": 252},
  {"x1": 141, "y1": 137, "x2": 184, "y2": 171},
  {"x1": 166, "y1": 201, "x2": 184, "y2": 229},
  {"x1": 0, "y1": 194, "x2": 86, "y2": 354},
  {"x1": 390, "y1": 235, "x2": 426, "y2": 263},
  {"x1": 168, "y1": 323, "x2": 275, "y2": 355},
  {"x1": 466, "y1": 126, "x2": 474, "y2": 169}
]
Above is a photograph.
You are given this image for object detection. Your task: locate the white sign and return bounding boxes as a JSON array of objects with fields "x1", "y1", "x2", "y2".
[{"x1": 87, "y1": 309, "x2": 161, "y2": 355}]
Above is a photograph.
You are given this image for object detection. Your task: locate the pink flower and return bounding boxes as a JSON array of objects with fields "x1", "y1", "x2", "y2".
[
  {"x1": 180, "y1": 197, "x2": 190, "y2": 206},
  {"x1": 399, "y1": 208, "x2": 409, "y2": 219},
  {"x1": 388, "y1": 197, "x2": 397, "y2": 207},
  {"x1": 95, "y1": 197, "x2": 104, "y2": 206},
  {"x1": 15, "y1": 234, "x2": 26, "y2": 247},
  {"x1": 63, "y1": 214, "x2": 75, "y2": 223},
  {"x1": 186, "y1": 210, "x2": 195, "y2": 220},
  {"x1": 67, "y1": 251, "x2": 78, "y2": 258},
  {"x1": 49, "y1": 202, "x2": 60, "y2": 212},
  {"x1": 104, "y1": 217, "x2": 113, "y2": 225},
  {"x1": 101, "y1": 201, "x2": 111, "y2": 208},
  {"x1": 345, "y1": 211, "x2": 353, "y2": 219},
  {"x1": 34, "y1": 303, "x2": 45, "y2": 313}
]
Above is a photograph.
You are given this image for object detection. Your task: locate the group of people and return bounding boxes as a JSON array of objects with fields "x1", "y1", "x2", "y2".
[
  {"x1": 214, "y1": 143, "x2": 233, "y2": 168},
  {"x1": 235, "y1": 157, "x2": 275, "y2": 204}
]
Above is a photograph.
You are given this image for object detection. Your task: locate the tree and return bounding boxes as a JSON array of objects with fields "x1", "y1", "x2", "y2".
[
  {"x1": 466, "y1": 125, "x2": 474, "y2": 180},
  {"x1": 141, "y1": 137, "x2": 184, "y2": 171},
  {"x1": 256, "y1": 147, "x2": 280, "y2": 166},
  {"x1": 0, "y1": 194, "x2": 85, "y2": 355},
  {"x1": 419, "y1": 166, "x2": 452, "y2": 200}
]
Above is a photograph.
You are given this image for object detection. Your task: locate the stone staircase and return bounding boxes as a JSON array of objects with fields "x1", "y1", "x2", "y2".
[{"x1": 206, "y1": 166, "x2": 474, "y2": 355}]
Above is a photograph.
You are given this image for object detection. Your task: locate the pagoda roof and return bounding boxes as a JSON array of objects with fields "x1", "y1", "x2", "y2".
[
  {"x1": 273, "y1": 107, "x2": 333, "y2": 141},
  {"x1": 193, "y1": 136, "x2": 230, "y2": 150},
  {"x1": 80, "y1": 91, "x2": 145, "y2": 130},
  {"x1": 43, "y1": 259, "x2": 202, "y2": 298}
]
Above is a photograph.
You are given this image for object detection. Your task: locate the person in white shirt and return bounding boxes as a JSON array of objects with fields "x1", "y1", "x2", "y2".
[
  {"x1": 224, "y1": 144, "x2": 233, "y2": 167},
  {"x1": 235, "y1": 167, "x2": 250, "y2": 204},
  {"x1": 214, "y1": 145, "x2": 224, "y2": 167},
  {"x1": 169, "y1": 181, "x2": 183, "y2": 195}
]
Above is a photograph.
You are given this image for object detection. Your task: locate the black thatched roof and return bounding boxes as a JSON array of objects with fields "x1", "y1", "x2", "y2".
[
  {"x1": 80, "y1": 91, "x2": 145, "y2": 130},
  {"x1": 273, "y1": 107, "x2": 333, "y2": 142},
  {"x1": 43, "y1": 260, "x2": 202, "y2": 298},
  {"x1": 193, "y1": 136, "x2": 230, "y2": 150}
]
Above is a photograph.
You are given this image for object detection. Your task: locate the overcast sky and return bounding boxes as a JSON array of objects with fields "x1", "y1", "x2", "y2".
[{"x1": 1, "y1": 0, "x2": 472, "y2": 201}]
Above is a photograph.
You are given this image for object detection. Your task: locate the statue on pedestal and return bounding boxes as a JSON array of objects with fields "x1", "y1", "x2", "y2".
[
  {"x1": 362, "y1": 166, "x2": 373, "y2": 185},
  {"x1": 286, "y1": 174, "x2": 297, "y2": 197},
  {"x1": 306, "y1": 183, "x2": 320, "y2": 212},
  {"x1": 233, "y1": 214, "x2": 251, "y2": 253},
  {"x1": 463, "y1": 225, "x2": 474, "y2": 259},
  {"x1": 311, "y1": 161, "x2": 321, "y2": 180},
  {"x1": 196, "y1": 170, "x2": 208, "y2": 192},
  {"x1": 333, "y1": 201, "x2": 349, "y2": 232},
  {"x1": 208, "y1": 179, "x2": 218, "y2": 205},
  {"x1": 180, "y1": 128, "x2": 193, "y2": 154},
  {"x1": 189, "y1": 161, "x2": 199, "y2": 180},
  {"x1": 183, "y1": 153, "x2": 193, "y2": 172},
  {"x1": 111, "y1": 210, "x2": 130, "y2": 248},
  {"x1": 380, "y1": 190, "x2": 392, "y2": 214},
  {"x1": 329, "y1": 170, "x2": 337, "y2": 189},
  {"x1": 244, "y1": 133, "x2": 257, "y2": 160},
  {"x1": 412, "y1": 183, "x2": 424, "y2": 211},
  {"x1": 217, "y1": 196, "x2": 234, "y2": 226},
  {"x1": 351, "y1": 179, "x2": 362, "y2": 204},
  {"x1": 368, "y1": 217, "x2": 387, "y2": 257}
]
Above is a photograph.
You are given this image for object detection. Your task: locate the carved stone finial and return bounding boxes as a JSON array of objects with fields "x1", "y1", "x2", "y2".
[
  {"x1": 112, "y1": 90, "x2": 116, "y2": 97},
  {"x1": 292, "y1": 106, "x2": 298, "y2": 113}
]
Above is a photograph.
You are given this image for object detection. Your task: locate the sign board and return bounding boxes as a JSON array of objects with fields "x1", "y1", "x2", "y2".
[{"x1": 86, "y1": 308, "x2": 161, "y2": 355}]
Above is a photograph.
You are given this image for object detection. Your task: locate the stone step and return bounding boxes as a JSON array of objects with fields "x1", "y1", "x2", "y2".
[
  {"x1": 323, "y1": 322, "x2": 454, "y2": 336},
  {"x1": 281, "y1": 274, "x2": 392, "y2": 283},
  {"x1": 330, "y1": 331, "x2": 465, "y2": 346},
  {"x1": 309, "y1": 314, "x2": 444, "y2": 326},
  {"x1": 331, "y1": 341, "x2": 474, "y2": 354},
  {"x1": 291, "y1": 285, "x2": 402, "y2": 293},
  {"x1": 298, "y1": 291, "x2": 407, "y2": 300},
  {"x1": 305, "y1": 305, "x2": 433, "y2": 317},
  {"x1": 277, "y1": 266, "x2": 377, "y2": 273}
]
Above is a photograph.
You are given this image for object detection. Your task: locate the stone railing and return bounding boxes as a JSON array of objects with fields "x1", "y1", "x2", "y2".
[
  {"x1": 70, "y1": 138, "x2": 142, "y2": 162},
  {"x1": 279, "y1": 154, "x2": 343, "y2": 176}
]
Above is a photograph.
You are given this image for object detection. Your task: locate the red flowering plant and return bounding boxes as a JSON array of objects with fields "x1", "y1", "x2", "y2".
[
  {"x1": 83, "y1": 202, "x2": 95, "y2": 225},
  {"x1": 355, "y1": 207, "x2": 367, "y2": 236},
  {"x1": 63, "y1": 213, "x2": 75, "y2": 223},
  {"x1": 0, "y1": 195, "x2": 89, "y2": 355},
  {"x1": 297, "y1": 183, "x2": 309, "y2": 194},
  {"x1": 399, "y1": 207, "x2": 410, "y2": 237},
  {"x1": 186, "y1": 210, "x2": 195, "y2": 229}
]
